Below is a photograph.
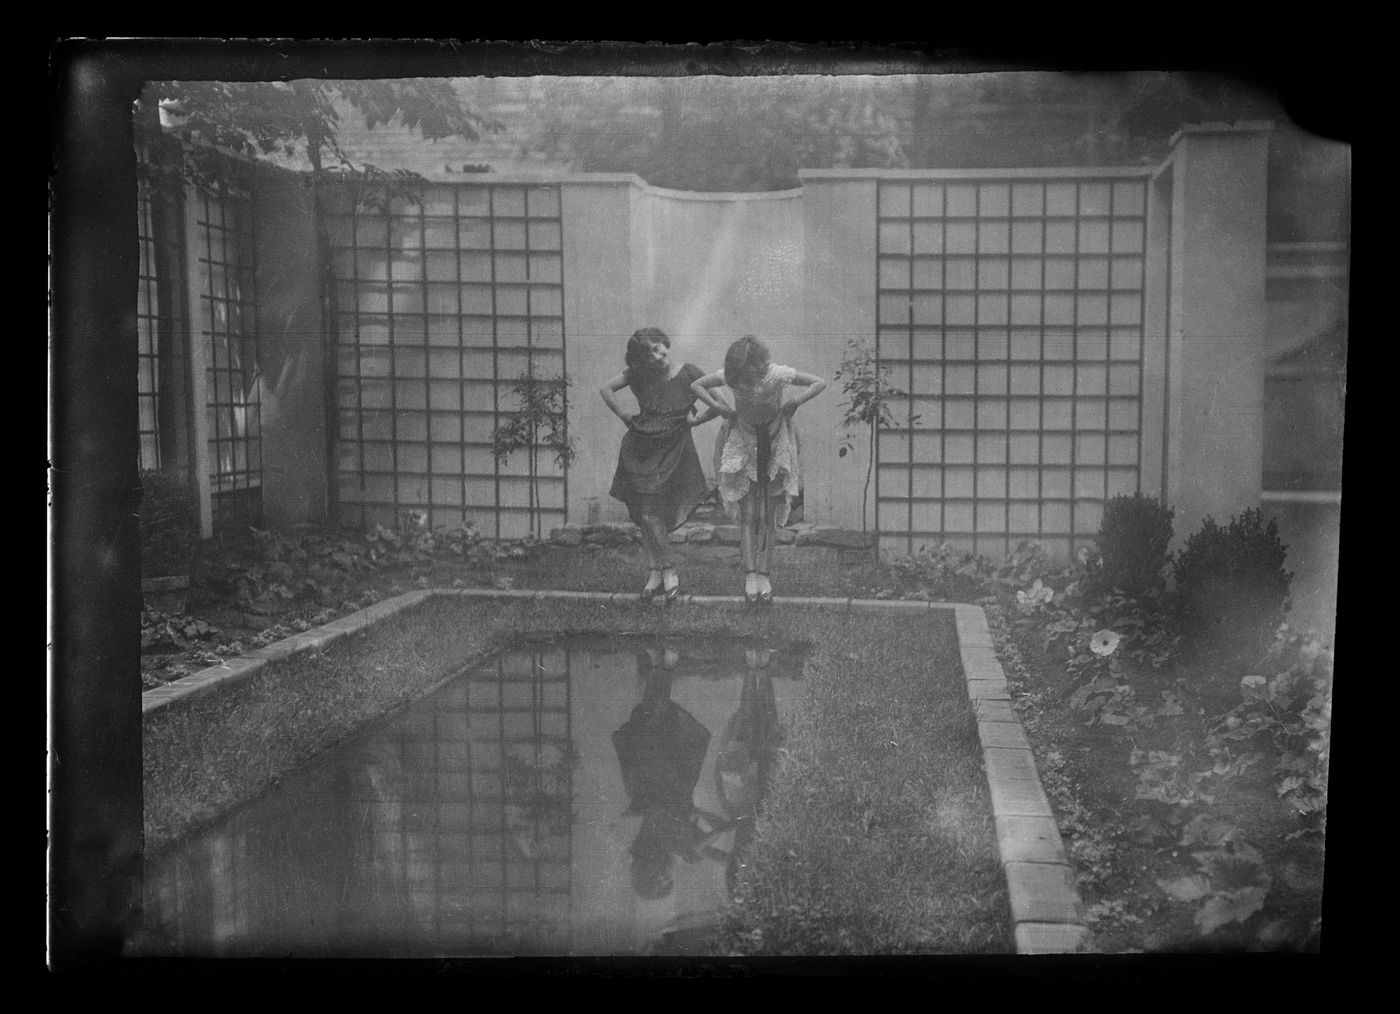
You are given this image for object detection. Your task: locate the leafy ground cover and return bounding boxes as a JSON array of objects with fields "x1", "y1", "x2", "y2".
[
  {"x1": 145, "y1": 592, "x2": 1008, "y2": 955},
  {"x1": 143, "y1": 516, "x2": 1332, "y2": 954},
  {"x1": 981, "y1": 545, "x2": 1328, "y2": 953}
]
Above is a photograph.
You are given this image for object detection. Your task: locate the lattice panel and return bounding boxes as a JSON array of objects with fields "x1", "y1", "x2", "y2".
[
  {"x1": 329, "y1": 185, "x2": 568, "y2": 538},
  {"x1": 193, "y1": 183, "x2": 262, "y2": 533},
  {"x1": 135, "y1": 164, "x2": 193, "y2": 475},
  {"x1": 875, "y1": 178, "x2": 1148, "y2": 559}
]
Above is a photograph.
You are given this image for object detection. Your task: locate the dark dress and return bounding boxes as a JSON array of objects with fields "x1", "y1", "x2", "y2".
[
  {"x1": 612, "y1": 665, "x2": 716, "y2": 898},
  {"x1": 609, "y1": 362, "x2": 709, "y2": 532}
]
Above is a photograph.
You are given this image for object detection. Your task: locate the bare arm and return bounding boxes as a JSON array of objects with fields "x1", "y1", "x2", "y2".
[
  {"x1": 690, "y1": 404, "x2": 722, "y2": 427},
  {"x1": 690, "y1": 372, "x2": 736, "y2": 419},
  {"x1": 598, "y1": 373, "x2": 636, "y2": 426},
  {"x1": 782, "y1": 371, "x2": 828, "y2": 416}
]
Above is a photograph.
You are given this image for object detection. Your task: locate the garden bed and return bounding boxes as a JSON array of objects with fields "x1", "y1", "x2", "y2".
[
  {"x1": 991, "y1": 598, "x2": 1327, "y2": 952},
  {"x1": 970, "y1": 529, "x2": 1330, "y2": 954}
]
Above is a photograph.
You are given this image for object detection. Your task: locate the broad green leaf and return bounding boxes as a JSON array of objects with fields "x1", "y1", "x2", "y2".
[
  {"x1": 1194, "y1": 850, "x2": 1265, "y2": 889},
  {"x1": 1157, "y1": 874, "x2": 1212, "y2": 902},
  {"x1": 1195, "y1": 886, "x2": 1268, "y2": 935}
]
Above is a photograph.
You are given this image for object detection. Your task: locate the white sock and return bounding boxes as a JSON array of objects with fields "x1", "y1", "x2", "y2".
[
  {"x1": 644, "y1": 570, "x2": 663, "y2": 590},
  {"x1": 662, "y1": 568, "x2": 678, "y2": 592},
  {"x1": 745, "y1": 572, "x2": 759, "y2": 596},
  {"x1": 757, "y1": 573, "x2": 772, "y2": 595}
]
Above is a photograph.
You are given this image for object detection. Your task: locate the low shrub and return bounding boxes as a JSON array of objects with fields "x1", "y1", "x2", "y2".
[
  {"x1": 1091, "y1": 494, "x2": 1174, "y2": 598},
  {"x1": 1171, "y1": 509, "x2": 1291, "y2": 665}
]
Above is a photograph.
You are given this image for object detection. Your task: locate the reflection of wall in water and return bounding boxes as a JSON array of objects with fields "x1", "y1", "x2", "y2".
[
  {"x1": 142, "y1": 649, "x2": 577, "y2": 956},
  {"x1": 142, "y1": 640, "x2": 803, "y2": 956},
  {"x1": 451, "y1": 648, "x2": 576, "y2": 949}
]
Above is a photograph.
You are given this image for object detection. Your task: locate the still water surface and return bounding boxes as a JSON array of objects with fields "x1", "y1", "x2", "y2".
[{"x1": 139, "y1": 636, "x2": 807, "y2": 957}]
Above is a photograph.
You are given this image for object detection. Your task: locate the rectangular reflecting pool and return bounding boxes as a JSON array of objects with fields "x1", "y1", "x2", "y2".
[{"x1": 136, "y1": 635, "x2": 808, "y2": 957}]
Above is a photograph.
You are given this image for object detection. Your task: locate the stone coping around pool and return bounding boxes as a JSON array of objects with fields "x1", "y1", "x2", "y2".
[
  {"x1": 141, "y1": 589, "x2": 1085, "y2": 954},
  {"x1": 140, "y1": 589, "x2": 438, "y2": 717},
  {"x1": 952, "y1": 603, "x2": 1090, "y2": 955}
]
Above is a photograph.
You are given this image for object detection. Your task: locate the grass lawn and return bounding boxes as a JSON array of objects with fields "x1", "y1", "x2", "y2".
[
  {"x1": 144, "y1": 592, "x2": 1010, "y2": 955},
  {"x1": 717, "y1": 609, "x2": 1009, "y2": 954}
]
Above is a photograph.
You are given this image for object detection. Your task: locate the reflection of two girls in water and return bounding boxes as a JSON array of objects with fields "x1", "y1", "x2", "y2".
[{"x1": 611, "y1": 643, "x2": 781, "y2": 900}]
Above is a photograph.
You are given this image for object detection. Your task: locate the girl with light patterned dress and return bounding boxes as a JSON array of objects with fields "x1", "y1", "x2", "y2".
[{"x1": 690, "y1": 335, "x2": 826, "y2": 605}]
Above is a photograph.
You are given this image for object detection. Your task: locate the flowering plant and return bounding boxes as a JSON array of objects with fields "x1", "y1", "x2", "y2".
[
  {"x1": 1016, "y1": 579, "x2": 1055, "y2": 612},
  {"x1": 1090, "y1": 629, "x2": 1121, "y2": 657}
]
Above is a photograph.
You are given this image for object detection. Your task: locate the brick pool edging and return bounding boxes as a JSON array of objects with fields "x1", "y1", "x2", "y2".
[
  {"x1": 140, "y1": 589, "x2": 438, "y2": 716},
  {"x1": 951, "y1": 603, "x2": 1090, "y2": 955},
  {"x1": 141, "y1": 589, "x2": 1087, "y2": 953}
]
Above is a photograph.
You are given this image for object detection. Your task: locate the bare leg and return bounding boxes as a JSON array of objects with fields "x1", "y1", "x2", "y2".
[
  {"x1": 739, "y1": 495, "x2": 760, "y2": 597},
  {"x1": 636, "y1": 517, "x2": 661, "y2": 570},
  {"x1": 758, "y1": 494, "x2": 780, "y2": 581},
  {"x1": 636, "y1": 514, "x2": 667, "y2": 596},
  {"x1": 640, "y1": 513, "x2": 670, "y2": 569},
  {"x1": 641, "y1": 514, "x2": 679, "y2": 594},
  {"x1": 739, "y1": 496, "x2": 757, "y2": 572}
]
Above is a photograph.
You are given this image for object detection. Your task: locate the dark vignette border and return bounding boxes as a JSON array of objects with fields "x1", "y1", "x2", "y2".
[{"x1": 48, "y1": 35, "x2": 1352, "y2": 981}]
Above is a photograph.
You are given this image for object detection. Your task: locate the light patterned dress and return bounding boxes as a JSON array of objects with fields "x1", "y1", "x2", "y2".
[{"x1": 713, "y1": 364, "x2": 802, "y2": 524}]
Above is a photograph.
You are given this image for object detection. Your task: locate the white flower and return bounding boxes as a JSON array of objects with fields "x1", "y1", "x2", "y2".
[
  {"x1": 1016, "y1": 579, "x2": 1054, "y2": 611},
  {"x1": 1089, "y1": 629, "x2": 1120, "y2": 656}
]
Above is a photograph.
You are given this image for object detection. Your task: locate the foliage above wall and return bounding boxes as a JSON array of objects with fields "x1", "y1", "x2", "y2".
[
  {"x1": 134, "y1": 79, "x2": 501, "y2": 193},
  {"x1": 488, "y1": 72, "x2": 1287, "y2": 190}
]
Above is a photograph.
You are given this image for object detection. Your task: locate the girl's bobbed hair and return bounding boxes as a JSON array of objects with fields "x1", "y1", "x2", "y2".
[
  {"x1": 724, "y1": 335, "x2": 770, "y2": 388},
  {"x1": 625, "y1": 327, "x2": 672, "y2": 377}
]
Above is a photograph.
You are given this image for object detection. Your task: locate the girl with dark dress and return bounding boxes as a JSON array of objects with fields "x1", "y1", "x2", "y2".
[
  {"x1": 612, "y1": 645, "x2": 732, "y2": 901},
  {"x1": 600, "y1": 328, "x2": 721, "y2": 602}
]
